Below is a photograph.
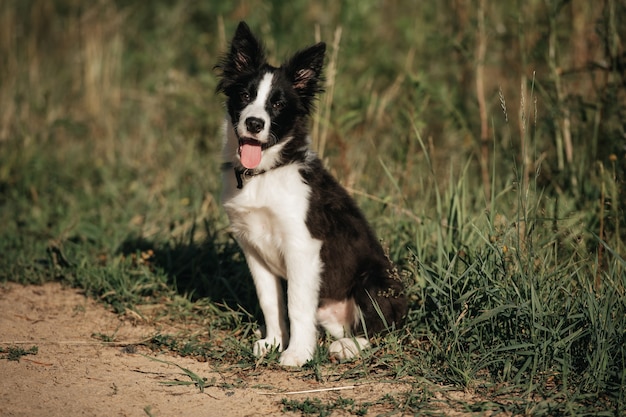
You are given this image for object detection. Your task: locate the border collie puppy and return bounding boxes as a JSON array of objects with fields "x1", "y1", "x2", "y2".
[{"x1": 216, "y1": 22, "x2": 406, "y2": 367}]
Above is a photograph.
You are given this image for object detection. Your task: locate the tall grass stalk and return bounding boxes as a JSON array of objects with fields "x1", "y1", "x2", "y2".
[{"x1": 312, "y1": 26, "x2": 342, "y2": 160}]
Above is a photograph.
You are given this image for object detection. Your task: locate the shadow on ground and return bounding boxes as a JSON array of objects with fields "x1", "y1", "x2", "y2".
[{"x1": 117, "y1": 223, "x2": 259, "y2": 315}]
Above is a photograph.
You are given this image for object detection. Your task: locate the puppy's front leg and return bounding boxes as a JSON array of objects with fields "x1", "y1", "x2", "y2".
[
  {"x1": 242, "y1": 248, "x2": 288, "y2": 357},
  {"x1": 279, "y1": 239, "x2": 323, "y2": 367}
]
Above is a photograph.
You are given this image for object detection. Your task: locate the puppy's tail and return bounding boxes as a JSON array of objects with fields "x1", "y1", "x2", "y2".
[{"x1": 353, "y1": 267, "x2": 407, "y2": 336}]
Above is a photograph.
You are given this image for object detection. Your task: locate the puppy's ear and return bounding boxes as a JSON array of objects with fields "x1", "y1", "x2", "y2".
[
  {"x1": 284, "y1": 42, "x2": 326, "y2": 92},
  {"x1": 216, "y1": 22, "x2": 266, "y2": 93},
  {"x1": 229, "y1": 22, "x2": 266, "y2": 73},
  {"x1": 283, "y1": 43, "x2": 326, "y2": 111}
]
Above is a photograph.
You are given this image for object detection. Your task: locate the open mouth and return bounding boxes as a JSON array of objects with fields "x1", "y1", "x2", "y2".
[{"x1": 238, "y1": 137, "x2": 263, "y2": 169}]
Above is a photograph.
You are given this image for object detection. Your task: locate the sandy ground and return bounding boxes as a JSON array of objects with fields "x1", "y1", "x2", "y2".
[{"x1": 0, "y1": 282, "x2": 490, "y2": 416}]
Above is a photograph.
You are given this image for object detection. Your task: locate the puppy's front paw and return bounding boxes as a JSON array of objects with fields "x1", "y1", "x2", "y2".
[
  {"x1": 253, "y1": 337, "x2": 283, "y2": 357},
  {"x1": 279, "y1": 347, "x2": 313, "y2": 367}
]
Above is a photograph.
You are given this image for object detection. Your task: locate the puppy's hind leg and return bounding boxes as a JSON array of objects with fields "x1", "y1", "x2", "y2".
[
  {"x1": 317, "y1": 298, "x2": 371, "y2": 361},
  {"x1": 328, "y1": 337, "x2": 370, "y2": 360}
]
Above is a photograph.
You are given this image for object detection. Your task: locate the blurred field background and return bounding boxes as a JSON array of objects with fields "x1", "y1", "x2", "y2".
[{"x1": 1, "y1": 0, "x2": 625, "y2": 414}]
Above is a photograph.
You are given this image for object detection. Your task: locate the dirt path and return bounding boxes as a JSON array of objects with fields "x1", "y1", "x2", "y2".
[{"x1": 0, "y1": 282, "x2": 488, "y2": 416}]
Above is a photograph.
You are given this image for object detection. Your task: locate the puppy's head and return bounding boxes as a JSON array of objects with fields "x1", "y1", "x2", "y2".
[{"x1": 216, "y1": 22, "x2": 326, "y2": 169}]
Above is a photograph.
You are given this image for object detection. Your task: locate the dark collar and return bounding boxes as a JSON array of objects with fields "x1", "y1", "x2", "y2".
[{"x1": 221, "y1": 162, "x2": 266, "y2": 189}]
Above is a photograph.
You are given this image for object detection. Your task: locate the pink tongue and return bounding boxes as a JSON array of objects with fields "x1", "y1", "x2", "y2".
[{"x1": 239, "y1": 141, "x2": 262, "y2": 169}]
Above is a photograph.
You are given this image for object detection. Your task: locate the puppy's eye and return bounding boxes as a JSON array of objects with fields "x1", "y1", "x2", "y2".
[
  {"x1": 240, "y1": 92, "x2": 250, "y2": 103},
  {"x1": 272, "y1": 100, "x2": 285, "y2": 111}
]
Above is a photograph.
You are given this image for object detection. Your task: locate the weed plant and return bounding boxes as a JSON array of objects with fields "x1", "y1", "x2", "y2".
[{"x1": 1, "y1": 1, "x2": 625, "y2": 414}]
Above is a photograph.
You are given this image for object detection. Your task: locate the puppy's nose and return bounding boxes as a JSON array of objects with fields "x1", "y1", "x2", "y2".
[{"x1": 245, "y1": 117, "x2": 265, "y2": 134}]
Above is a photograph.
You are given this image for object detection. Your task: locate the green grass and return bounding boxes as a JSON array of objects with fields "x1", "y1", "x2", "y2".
[
  {"x1": 142, "y1": 354, "x2": 215, "y2": 393},
  {"x1": 1, "y1": 0, "x2": 625, "y2": 415},
  {"x1": 0, "y1": 346, "x2": 39, "y2": 362},
  {"x1": 282, "y1": 396, "x2": 369, "y2": 416}
]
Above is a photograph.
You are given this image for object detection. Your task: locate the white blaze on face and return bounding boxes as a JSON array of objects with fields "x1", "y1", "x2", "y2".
[{"x1": 237, "y1": 73, "x2": 274, "y2": 169}]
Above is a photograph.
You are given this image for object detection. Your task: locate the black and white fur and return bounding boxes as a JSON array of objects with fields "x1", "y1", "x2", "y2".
[{"x1": 216, "y1": 22, "x2": 406, "y2": 367}]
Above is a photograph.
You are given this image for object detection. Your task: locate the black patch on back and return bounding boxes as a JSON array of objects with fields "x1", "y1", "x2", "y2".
[{"x1": 301, "y1": 159, "x2": 407, "y2": 335}]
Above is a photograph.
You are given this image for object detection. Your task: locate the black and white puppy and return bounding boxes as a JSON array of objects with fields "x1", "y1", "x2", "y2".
[{"x1": 216, "y1": 22, "x2": 406, "y2": 367}]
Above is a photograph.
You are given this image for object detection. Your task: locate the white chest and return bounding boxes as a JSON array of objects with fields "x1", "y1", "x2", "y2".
[{"x1": 222, "y1": 164, "x2": 317, "y2": 279}]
